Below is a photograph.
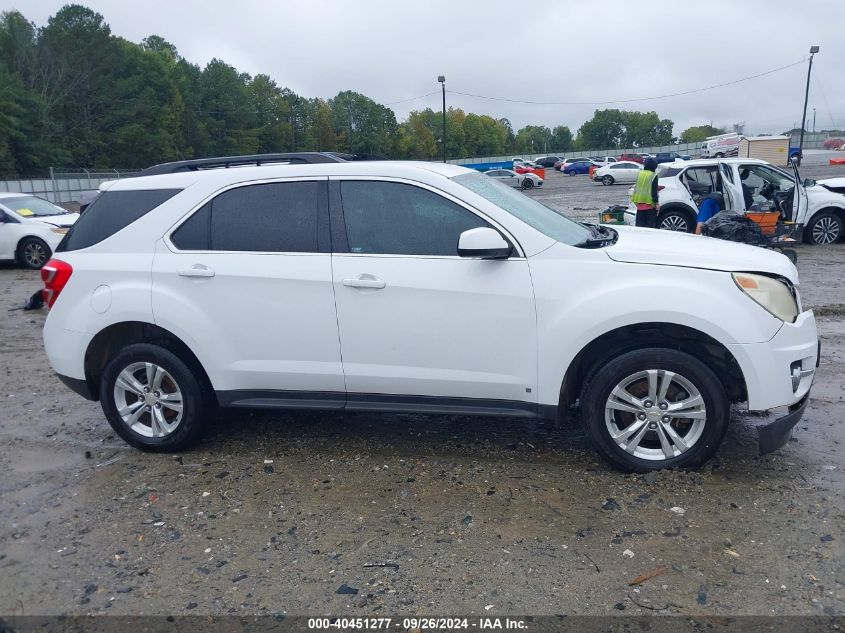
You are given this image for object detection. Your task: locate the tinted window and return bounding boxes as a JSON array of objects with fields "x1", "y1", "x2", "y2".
[
  {"x1": 171, "y1": 203, "x2": 211, "y2": 250},
  {"x1": 58, "y1": 189, "x2": 181, "y2": 251},
  {"x1": 211, "y1": 182, "x2": 318, "y2": 252},
  {"x1": 341, "y1": 181, "x2": 489, "y2": 256}
]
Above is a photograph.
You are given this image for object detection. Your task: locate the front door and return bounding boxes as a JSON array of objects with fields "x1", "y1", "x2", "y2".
[
  {"x1": 330, "y1": 178, "x2": 538, "y2": 413},
  {"x1": 152, "y1": 178, "x2": 345, "y2": 404}
]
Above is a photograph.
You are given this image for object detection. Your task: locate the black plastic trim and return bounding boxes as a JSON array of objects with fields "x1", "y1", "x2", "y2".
[
  {"x1": 215, "y1": 389, "x2": 540, "y2": 418},
  {"x1": 57, "y1": 373, "x2": 96, "y2": 400},
  {"x1": 345, "y1": 393, "x2": 537, "y2": 418},
  {"x1": 758, "y1": 391, "x2": 810, "y2": 455},
  {"x1": 217, "y1": 390, "x2": 345, "y2": 410},
  {"x1": 138, "y1": 152, "x2": 347, "y2": 176}
]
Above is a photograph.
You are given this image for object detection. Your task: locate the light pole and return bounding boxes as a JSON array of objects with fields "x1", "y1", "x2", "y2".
[
  {"x1": 813, "y1": 107, "x2": 816, "y2": 133},
  {"x1": 438, "y1": 75, "x2": 446, "y2": 163},
  {"x1": 798, "y1": 46, "x2": 819, "y2": 166}
]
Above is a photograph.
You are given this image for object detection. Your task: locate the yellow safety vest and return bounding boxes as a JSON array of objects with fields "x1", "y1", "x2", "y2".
[{"x1": 631, "y1": 169, "x2": 656, "y2": 205}]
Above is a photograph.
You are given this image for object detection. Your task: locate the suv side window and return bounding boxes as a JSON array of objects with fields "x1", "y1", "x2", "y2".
[
  {"x1": 340, "y1": 181, "x2": 490, "y2": 256},
  {"x1": 171, "y1": 181, "x2": 323, "y2": 252}
]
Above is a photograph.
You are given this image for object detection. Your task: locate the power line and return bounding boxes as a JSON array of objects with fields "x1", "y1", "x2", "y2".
[
  {"x1": 446, "y1": 58, "x2": 808, "y2": 106},
  {"x1": 384, "y1": 90, "x2": 439, "y2": 106}
]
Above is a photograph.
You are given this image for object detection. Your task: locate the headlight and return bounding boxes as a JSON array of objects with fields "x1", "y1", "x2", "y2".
[
  {"x1": 50, "y1": 227, "x2": 68, "y2": 235},
  {"x1": 732, "y1": 273, "x2": 799, "y2": 323}
]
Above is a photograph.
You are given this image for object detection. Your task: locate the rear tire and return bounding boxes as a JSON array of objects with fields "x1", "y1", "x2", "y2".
[
  {"x1": 658, "y1": 209, "x2": 695, "y2": 233},
  {"x1": 18, "y1": 237, "x2": 51, "y2": 269},
  {"x1": 522, "y1": 178, "x2": 534, "y2": 190},
  {"x1": 580, "y1": 348, "x2": 729, "y2": 472},
  {"x1": 601, "y1": 175, "x2": 615, "y2": 186},
  {"x1": 100, "y1": 342, "x2": 209, "y2": 452}
]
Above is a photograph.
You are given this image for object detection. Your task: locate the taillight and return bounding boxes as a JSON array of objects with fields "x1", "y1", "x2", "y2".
[{"x1": 41, "y1": 259, "x2": 73, "y2": 308}]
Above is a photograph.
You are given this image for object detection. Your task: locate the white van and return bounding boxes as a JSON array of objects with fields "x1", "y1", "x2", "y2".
[{"x1": 701, "y1": 133, "x2": 741, "y2": 158}]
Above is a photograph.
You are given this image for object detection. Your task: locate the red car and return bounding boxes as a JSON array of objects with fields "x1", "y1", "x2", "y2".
[{"x1": 618, "y1": 153, "x2": 650, "y2": 164}]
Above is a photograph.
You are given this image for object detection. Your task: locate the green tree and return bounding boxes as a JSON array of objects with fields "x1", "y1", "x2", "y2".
[
  {"x1": 551, "y1": 125, "x2": 573, "y2": 152},
  {"x1": 679, "y1": 124, "x2": 726, "y2": 143},
  {"x1": 514, "y1": 125, "x2": 552, "y2": 153},
  {"x1": 329, "y1": 90, "x2": 396, "y2": 156},
  {"x1": 577, "y1": 109, "x2": 674, "y2": 150}
]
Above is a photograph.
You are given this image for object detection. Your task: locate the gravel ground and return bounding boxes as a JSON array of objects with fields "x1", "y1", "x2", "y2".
[{"x1": 1, "y1": 166, "x2": 844, "y2": 618}]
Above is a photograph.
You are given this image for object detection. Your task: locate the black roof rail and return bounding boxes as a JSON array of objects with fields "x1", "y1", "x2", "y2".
[{"x1": 137, "y1": 151, "x2": 388, "y2": 177}]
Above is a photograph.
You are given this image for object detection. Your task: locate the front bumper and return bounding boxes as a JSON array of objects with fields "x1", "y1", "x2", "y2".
[{"x1": 758, "y1": 391, "x2": 810, "y2": 454}]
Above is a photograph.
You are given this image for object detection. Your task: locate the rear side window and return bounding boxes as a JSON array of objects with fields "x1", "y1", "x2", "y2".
[
  {"x1": 58, "y1": 189, "x2": 181, "y2": 251},
  {"x1": 171, "y1": 181, "x2": 321, "y2": 253}
]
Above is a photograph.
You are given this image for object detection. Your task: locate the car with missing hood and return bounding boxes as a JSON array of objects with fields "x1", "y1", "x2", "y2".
[
  {"x1": 621, "y1": 157, "x2": 845, "y2": 243},
  {"x1": 0, "y1": 193, "x2": 79, "y2": 269},
  {"x1": 40, "y1": 152, "x2": 817, "y2": 472}
]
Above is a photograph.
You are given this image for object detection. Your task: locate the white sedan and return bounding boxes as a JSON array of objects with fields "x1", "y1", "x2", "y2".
[
  {"x1": 0, "y1": 193, "x2": 78, "y2": 269},
  {"x1": 485, "y1": 168, "x2": 543, "y2": 190},
  {"x1": 593, "y1": 161, "x2": 643, "y2": 186}
]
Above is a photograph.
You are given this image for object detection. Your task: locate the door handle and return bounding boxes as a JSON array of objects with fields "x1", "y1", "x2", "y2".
[
  {"x1": 342, "y1": 275, "x2": 386, "y2": 289},
  {"x1": 178, "y1": 264, "x2": 215, "y2": 278}
]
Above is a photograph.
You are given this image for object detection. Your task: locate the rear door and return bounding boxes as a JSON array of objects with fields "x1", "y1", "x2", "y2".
[
  {"x1": 152, "y1": 178, "x2": 345, "y2": 405},
  {"x1": 330, "y1": 178, "x2": 538, "y2": 412}
]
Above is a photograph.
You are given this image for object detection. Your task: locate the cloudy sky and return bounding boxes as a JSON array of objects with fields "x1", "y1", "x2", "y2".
[{"x1": 5, "y1": 0, "x2": 844, "y2": 136}]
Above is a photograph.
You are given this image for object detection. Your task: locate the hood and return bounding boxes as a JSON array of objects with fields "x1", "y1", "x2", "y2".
[
  {"x1": 605, "y1": 225, "x2": 798, "y2": 282},
  {"x1": 31, "y1": 212, "x2": 79, "y2": 228}
]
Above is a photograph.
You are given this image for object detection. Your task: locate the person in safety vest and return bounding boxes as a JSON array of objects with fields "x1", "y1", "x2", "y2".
[{"x1": 630, "y1": 156, "x2": 659, "y2": 228}]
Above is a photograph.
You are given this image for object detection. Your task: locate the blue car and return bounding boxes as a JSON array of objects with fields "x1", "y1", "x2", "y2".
[{"x1": 561, "y1": 158, "x2": 595, "y2": 175}]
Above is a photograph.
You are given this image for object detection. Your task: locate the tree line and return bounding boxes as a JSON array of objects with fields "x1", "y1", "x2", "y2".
[{"x1": 1, "y1": 4, "x2": 706, "y2": 177}]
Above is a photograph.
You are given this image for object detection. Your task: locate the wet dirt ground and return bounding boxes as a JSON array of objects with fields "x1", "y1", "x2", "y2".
[{"x1": 1, "y1": 168, "x2": 844, "y2": 618}]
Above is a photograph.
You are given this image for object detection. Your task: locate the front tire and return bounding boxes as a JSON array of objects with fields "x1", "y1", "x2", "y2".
[
  {"x1": 522, "y1": 178, "x2": 534, "y2": 190},
  {"x1": 18, "y1": 237, "x2": 51, "y2": 269},
  {"x1": 601, "y1": 175, "x2": 615, "y2": 186},
  {"x1": 580, "y1": 348, "x2": 729, "y2": 472},
  {"x1": 567, "y1": 170, "x2": 576, "y2": 176},
  {"x1": 804, "y1": 210, "x2": 842, "y2": 245},
  {"x1": 100, "y1": 342, "x2": 209, "y2": 452}
]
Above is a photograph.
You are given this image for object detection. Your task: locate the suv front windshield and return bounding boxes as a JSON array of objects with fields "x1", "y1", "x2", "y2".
[
  {"x1": 453, "y1": 171, "x2": 591, "y2": 246},
  {"x1": 3, "y1": 195, "x2": 68, "y2": 217}
]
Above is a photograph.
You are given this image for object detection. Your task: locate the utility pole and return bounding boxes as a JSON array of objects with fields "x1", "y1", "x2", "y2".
[
  {"x1": 813, "y1": 107, "x2": 816, "y2": 133},
  {"x1": 798, "y1": 46, "x2": 819, "y2": 166},
  {"x1": 438, "y1": 76, "x2": 446, "y2": 163}
]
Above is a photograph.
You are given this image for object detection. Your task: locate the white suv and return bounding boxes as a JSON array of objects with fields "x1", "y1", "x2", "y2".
[
  {"x1": 624, "y1": 158, "x2": 845, "y2": 244},
  {"x1": 41, "y1": 154, "x2": 818, "y2": 471}
]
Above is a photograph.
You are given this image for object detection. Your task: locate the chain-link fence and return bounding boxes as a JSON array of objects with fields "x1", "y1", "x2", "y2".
[{"x1": 0, "y1": 168, "x2": 141, "y2": 205}]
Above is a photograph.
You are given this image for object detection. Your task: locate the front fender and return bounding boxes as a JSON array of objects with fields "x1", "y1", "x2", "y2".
[{"x1": 528, "y1": 247, "x2": 782, "y2": 406}]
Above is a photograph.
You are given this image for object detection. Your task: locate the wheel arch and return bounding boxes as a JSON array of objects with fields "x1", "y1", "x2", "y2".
[
  {"x1": 807, "y1": 205, "x2": 845, "y2": 228},
  {"x1": 557, "y1": 322, "x2": 747, "y2": 415},
  {"x1": 83, "y1": 321, "x2": 214, "y2": 402}
]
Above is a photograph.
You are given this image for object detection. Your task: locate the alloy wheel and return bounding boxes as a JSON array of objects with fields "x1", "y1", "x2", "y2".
[
  {"x1": 812, "y1": 216, "x2": 840, "y2": 244},
  {"x1": 660, "y1": 215, "x2": 689, "y2": 232},
  {"x1": 113, "y1": 362, "x2": 184, "y2": 438},
  {"x1": 23, "y1": 241, "x2": 47, "y2": 268},
  {"x1": 604, "y1": 369, "x2": 707, "y2": 461}
]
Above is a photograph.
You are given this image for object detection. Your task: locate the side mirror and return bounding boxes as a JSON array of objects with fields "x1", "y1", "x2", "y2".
[
  {"x1": 458, "y1": 227, "x2": 512, "y2": 259},
  {"x1": 803, "y1": 178, "x2": 816, "y2": 188}
]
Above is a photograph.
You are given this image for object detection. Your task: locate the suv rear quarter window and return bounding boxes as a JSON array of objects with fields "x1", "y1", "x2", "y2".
[{"x1": 58, "y1": 189, "x2": 181, "y2": 251}]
